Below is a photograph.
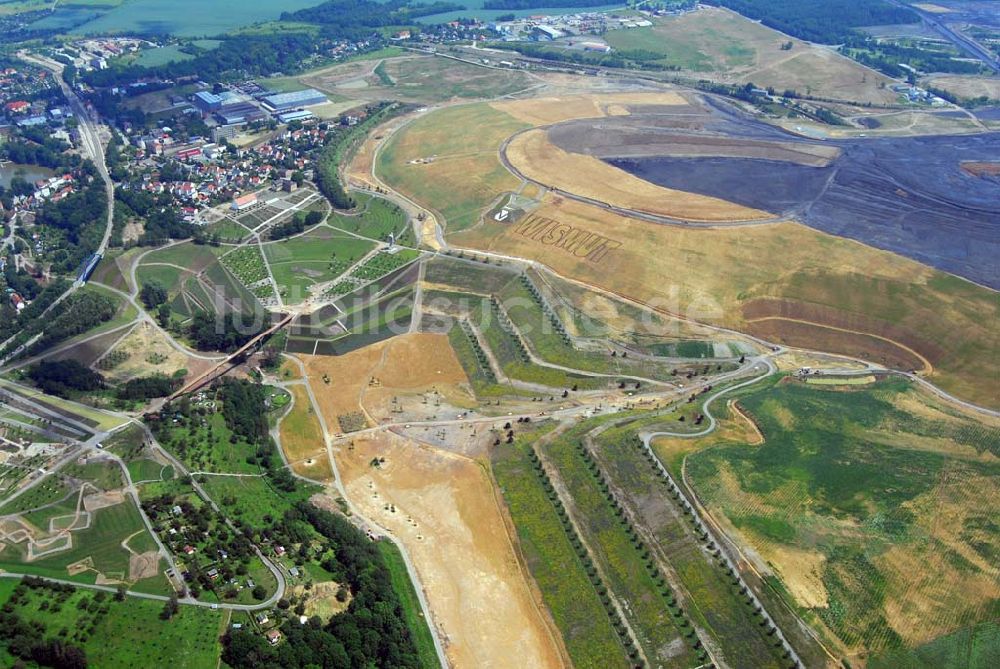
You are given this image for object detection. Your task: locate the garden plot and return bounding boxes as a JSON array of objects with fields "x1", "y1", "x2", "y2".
[{"x1": 220, "y1": 245, "x2": 275, "y2": 302}]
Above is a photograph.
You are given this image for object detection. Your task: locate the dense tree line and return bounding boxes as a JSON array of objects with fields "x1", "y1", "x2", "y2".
[
  {"x1": 116, "y1": 375, "x2": 180, "y2": 401},
  {"x1": 283, "y1": 0, "x2": 462, "y2": 28},
  {"x1": 704, "y1": 0, "x2": 916, "y2": 44},
  {"x1": 27, "y1": 291, "x2": 118, "y2": 356},
  {"x1": 28, "y1": 360, "x2": 105, "y2": 398},
  {"x1": 222, "y1": 502, "x2": 422, "y2": 668},
  {"x1": 83, "y1": 34, "x2": 322, "y2": 89},
  {"x1": 1, "y1": 130, "x2": 80, "y2": 172},
  {"x1": 35, "y1": 175, "x2": 107, "y2": 273},
  {"x1": 215, "y1": 379, "x2": 270, "y2": 445},
  {"x1": 269, "y1": 210, "x2": 324, "y2": 241},
  {"x1": 188, "y1": 311, "x2": 263, "y2": 353},
  {"x1": 315, "y1": 102, "x2": 401, "y2": 211}
]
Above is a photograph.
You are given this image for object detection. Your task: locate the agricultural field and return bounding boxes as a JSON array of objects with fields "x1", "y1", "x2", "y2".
[
  {"x1": 220, "y1": 245, "x2": 270, "y2": 290},
  {"x1": 301, "y1": 54, "x2": 534, "y2": 105},
  {"x1": 685, "y1": 378, "x2": 1000, "y2": 663},
  {"x1": 350, "y1": 249, "x2": 420, "y2": 282},
  {"x1": 601, "y1": 7, "x2": 898, "y2": 104},
  {"x1": 68, "y1": 0, "x2": 321, "y2": 37}
]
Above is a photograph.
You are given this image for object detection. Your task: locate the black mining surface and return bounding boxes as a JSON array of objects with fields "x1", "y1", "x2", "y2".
[{"x1": 597, "y1": 123, "x2": 1000, "y2": 289}]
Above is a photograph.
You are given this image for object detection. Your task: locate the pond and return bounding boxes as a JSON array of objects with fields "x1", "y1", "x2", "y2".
[{"x1": 0, "y1": 163, "x2": 56, "y2": 189}]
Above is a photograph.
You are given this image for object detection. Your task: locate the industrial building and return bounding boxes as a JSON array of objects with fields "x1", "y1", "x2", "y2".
[
  {"x1": 193, "y1": 91, "x2": 223, "y2": 112},
  {"x1": 276, "y1": 109, "x2": 314, "y2": 124},
  {"x1": 260, "y1": 88, "x2": 328, "y2": 112},
  {"x1": 215, "y1": 102, "x2": 267, "y2": 125}
]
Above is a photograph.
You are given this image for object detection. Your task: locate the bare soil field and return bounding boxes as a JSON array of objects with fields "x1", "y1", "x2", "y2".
[
  {"x1": 504, "y1": 128, "x2": 772, "y2": 222},
  {"x1": 602, "y1": 7, "x2": 898, "y2": 104},
  {"x1": 333, "y1": 432, "x2": 566, "y2": 669},
  {"x1": 299, "y1": 333, "x2": 473, "y2": 429},
  {"x1": 99, "y1": 322, "x2": 204, "y2": 383}
]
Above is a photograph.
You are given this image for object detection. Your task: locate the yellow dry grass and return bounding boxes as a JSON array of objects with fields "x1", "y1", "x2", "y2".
[
  {"x1": 629, "y1": 7, "x2": 899, "y2": 105},
  {"x1": 453, "y1": 194, "x2": 1000, "y2": 409},
  {"x1": 279, "y1": 385, "x2": 332, "y2": 481},
  {"x1": 334, "y1": 432, "x2": 566, "y2": 668},
  {"x1": 913, "y1": 3, "x2": 951, "y2": 13},
  {"x1": 504, "y1": 129, "x2": 772, "y2": 222},
  {"x1": 923, "y1": 74, "x2": 1000, "y2": 100},
  {"x1": 490, "y1": 91, "x2": 687, "y2": 125},
  {"x1": 100, "y1": 322, "x2": 196, "y2": 383},
  {"x1": 878, "y1": 471, "x2": 1000, "y2": 647}
]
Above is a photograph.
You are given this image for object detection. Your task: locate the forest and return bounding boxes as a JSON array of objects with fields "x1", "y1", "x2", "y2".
[
  {"x1": 705, "y1": 0, "x2": 916, "y2": 44},
  {"x1": 484, "y1": 0, "x2": 611, "y2": 9},
  {"x1": 222, "y1": 502, "x2": 423, "y2": 668},
  {"x1": 283, "y1": 0, "x2": 462, "y2": 27}
]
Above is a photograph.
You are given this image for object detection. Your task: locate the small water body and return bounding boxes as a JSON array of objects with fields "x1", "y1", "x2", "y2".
[{"x1": 0, "y1": 163, "x2": 56, "y2": 189}]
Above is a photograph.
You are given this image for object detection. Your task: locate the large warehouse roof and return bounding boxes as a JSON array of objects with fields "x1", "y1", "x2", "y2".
[{"x1": 261, "y1": 88, "x2": 328, "y2": 111}]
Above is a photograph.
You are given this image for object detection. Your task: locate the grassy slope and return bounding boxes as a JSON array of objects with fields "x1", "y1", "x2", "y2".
[
  {"x1": 544, "y1": 431, "x2": 700, "y2": 667},
  {"x1": 687, "y1": 379, "x2": 1000, "y2": 657},
  {"x1": 377, "y1": 103, "x2": 528, "y2": 232},
  {"x1": 376, "y1": 541, "x2": 441, "y2": 669},
  {"x1": 492, "y1": 440, "x2": 628, "y2": 669}
]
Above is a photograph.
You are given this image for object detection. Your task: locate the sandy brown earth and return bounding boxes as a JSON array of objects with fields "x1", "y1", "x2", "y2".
[
  {"x1": 299, "y1": 333, "x2": 473, "y2": 428},
  {"x1": 504, "y1": 128, "x2": 772, "y2": 222},
  {"x1": 334, "y1": 432, "x2": 566, "y2": 669},
  {"x1": 100, "y1": 322, "x2": 212, "y2": 384}
]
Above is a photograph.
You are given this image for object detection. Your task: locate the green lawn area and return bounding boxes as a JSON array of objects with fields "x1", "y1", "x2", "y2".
[
  {"x1": 0, "y1": 475, "x2": 74, "y2": 515},
  {"x1": 0, "y1": 500, "x2": 164, "y2": 593},
  {"x1": 127, "y1": 458, "x2": 174, "y2": 483},
  {"x1": 63, "y1": 460, "x2": 125, "y2": 491},
  {"x1": 491, "y1": 438, "x2": 628, "y2": 669},
  {"x1": 198, "y1": 474, "x2": 316, "y2": 528},
  {"x1": 330, "y1": 193, "x2": 410, "y2": 243},
  {"x1": 2, "y1": 579, "x2": 223, "y2": 668},
  {"x1": 263, "y1": 231, "x2": 375, "y2": 304},
  {"x1": 376, "y1": 541, "x2": 439, "y2": 669}
]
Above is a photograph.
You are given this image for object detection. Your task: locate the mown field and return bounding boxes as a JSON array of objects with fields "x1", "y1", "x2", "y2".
[
  {"x1": 377, "y1": 103, "x2": 528, "y2": 232},
  {"x1": 263, "y1": 230, "x2": 375, "y2": 304},
  {"x1": 602, "y1": 7, "x2": 897, "y2": 104},
  {"x1": 686, "y1": 378, "x2": 1000, "y2": 662},
  {"x1": 277, "y1": 384, "x2": 332, "y2": 481}
]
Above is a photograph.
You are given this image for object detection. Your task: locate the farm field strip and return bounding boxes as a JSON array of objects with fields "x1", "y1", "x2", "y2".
[
  {"x1": 490, "y1": 439, "x2": 630, "y2": 668},
  {"x1": 543, "y1": 431, "x2": 704, "y2": 667}
]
